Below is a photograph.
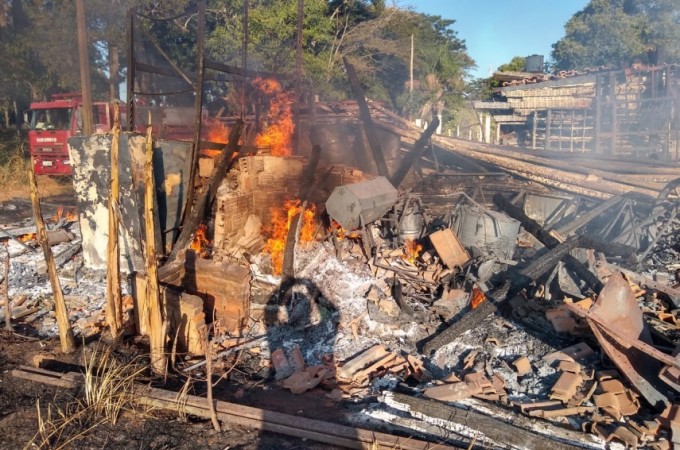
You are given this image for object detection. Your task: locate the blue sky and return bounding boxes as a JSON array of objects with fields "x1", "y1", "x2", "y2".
[{"x1": 407, "y1": 0, "x2": 590, "y2": 78}]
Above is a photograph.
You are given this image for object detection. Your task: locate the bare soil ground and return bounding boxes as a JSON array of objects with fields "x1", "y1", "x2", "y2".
[{"x1": 0, "y1": 332, "x2": 345, "y2": 450}]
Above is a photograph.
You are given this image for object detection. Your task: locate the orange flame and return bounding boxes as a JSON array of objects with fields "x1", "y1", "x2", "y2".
[
  {"x1": 470, "y1": 287, "x2": 486, "y2": 310},
  {"x1": 202, "y1": 118, "x2": 231, "y2": 145},
  {"x1": 253, "y1": 78, "x2": 294, "y2": 156},
  {"x1": 402, "y1": 239, "x2": 423, "y2": 264},
  {"x1": 264, "y1": 200, "x2": 316, "y2": 275},
  {"x1": 51, "y1": 207, "x2": 78, "y2": 223},
  {"x1": 329, "y1": 220, "x2": 360, "y2": 240},
  {"x1": 17, "y1": 233, "x2": 36, "y2": 243},
  {"x1": 190, "y1": 223, "x2": 210, "y2": 258}
]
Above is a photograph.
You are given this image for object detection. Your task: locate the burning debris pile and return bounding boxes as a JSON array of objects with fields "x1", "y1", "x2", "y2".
[{"x1": 6, "y1": 90, "x2": 680, "y2": 449}]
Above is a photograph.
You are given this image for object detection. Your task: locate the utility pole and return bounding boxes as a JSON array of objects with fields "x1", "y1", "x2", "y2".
[
  {"x1": 294, "y1": 0, "x2": 303, "y2": 152},
  {"x1": 409, "y1": 34, "x2": 414, "y2": 120},
  {"x1": 76, "y1": 0, "x2": 94, "y2": 135},
  {"x1": 241, "y1": 0, "x2": 249, "y2": 118}
]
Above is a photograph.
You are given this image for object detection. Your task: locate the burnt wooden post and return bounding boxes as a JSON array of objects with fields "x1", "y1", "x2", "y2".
[
  {"x1": 3, "y1": 241, "x2": 10, "y2": 331},
  {"x1": 594, "y1": 75, "x2": 602, "y2": 154},
  {"x1": 544, "y1": 108, "x2": 552, "y2": 151},
  {"x1": 186, "y1": 0, "x2": 206, "y2": 216},
  {"x1": 581, "y1": 110, "x2": 587, "y2": 152},
  {"x1": 106, "y1": 106, "x2": 122, "y2": 337},
  {"x1": 126, "y1": 9, "x2": 135, "y2": 132},
  {"x1": 569, "y1": 110, "x2": 575, "y2": 152},
  {"x1": 343, "y1": 57, "x2": 389, "y2": 177},
  {"x1": 143, "y1": 123, "x2": 166, "y2": 374},
  {"x1": 29, "y1": 169, "x2": 76, "y2": 353},
  {"x1": 609, "y1": 71, "x2": 617, "y2": 156},
  {"x1": 531, "y1": 111, "x2": 537, "y2": 149}
]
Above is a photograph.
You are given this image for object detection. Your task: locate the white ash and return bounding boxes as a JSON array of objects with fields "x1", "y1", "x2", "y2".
[{"x1": 359, "y1": 401, "x2": 500, "y2": 448}]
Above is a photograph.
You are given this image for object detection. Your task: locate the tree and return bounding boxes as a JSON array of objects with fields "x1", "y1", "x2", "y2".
[
  {"x1": 497, "y1": 56, "x2": 526, "y2": 73},
  {"x1": 551, "y1": 0, "x2": 680, "y2": 70}
]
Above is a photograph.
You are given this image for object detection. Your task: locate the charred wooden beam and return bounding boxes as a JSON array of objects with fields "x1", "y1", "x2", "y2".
[
  {"x1": 383, "y1": 392, "x2": 587, "y2": 450},
  {"x1": 390, "y1": 117, "x2": 439, "y2": 188},
  {"x1": 555, "y1": 195, "x2": 622, "y2": 236},
  {"x1": 343, "y1": 57, "x2": 389, "y2": 177},
  {"x1": 421, "y1": 236, "x2": 586, "y2": 355},
  {"x1": 168, "y1": 121, "x2": 244, "y2": 262},
  {"x1": 494, "y1": 193, "x2": 604, "y2": 293}
]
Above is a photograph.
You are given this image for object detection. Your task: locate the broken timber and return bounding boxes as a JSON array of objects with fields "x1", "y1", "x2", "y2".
[
  {"x1": 383, "y1": 392, "x2": 591, "y2": 450},
  {"x1": 422, "y1": 235, "x2": 587, "y2": 355}
]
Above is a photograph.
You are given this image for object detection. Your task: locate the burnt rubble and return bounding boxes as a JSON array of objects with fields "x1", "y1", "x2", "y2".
[{"x1": 5, "y1": 106, "x2": 680, "y2": 449}]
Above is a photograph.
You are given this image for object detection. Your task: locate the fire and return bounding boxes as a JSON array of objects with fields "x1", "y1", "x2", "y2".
[
  {"x1": 470, "y1": 287, "x2": 486, "y2": 310},
  {"x1": 203, "y1": 118, "x2": 230, "y2": 145},
  {"x1": 402, "y1": 239, "x2": 423, "y2": 264},
  {"x1": 17, "y1": 233, "x2": 36, "y2": 243},
  {"x1": 253, "y1": 78, "x2": 294, "y2": 156},
  {"x1": 190, "y1": 223, "x2": 210, "y2": 258},
  {"x1": 329, "y1": 220, "x2": 360, "y2": 240},
  {"x1": 264, "y1": 200, "x2": 317, "y2": 275},
  {"x1": 51, "y1": 206, "x2": 78, "y2": 223}
]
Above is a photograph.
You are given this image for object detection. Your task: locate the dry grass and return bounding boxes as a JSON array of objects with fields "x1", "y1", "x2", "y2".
[
  {"x1": 0, "y1": 130, "x2": 73, "y2": 203},
  {"x1": 26, "y1": 345, "x2": 149, "y2": 450}
]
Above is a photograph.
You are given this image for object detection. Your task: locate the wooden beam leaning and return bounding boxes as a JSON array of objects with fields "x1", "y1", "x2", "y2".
[
  {"x1": 106, "y1": 105, "x2": 122, "y2": 337},
  {"x1": 143, "y1": 123, "x2": 166, "y2": 374},
  {"x1": 184, "y1": 0, "x2": 207, "y2": 223},
  {"x1": 28, "y1": 169, "x2": 75, "y2": 353},
  {"x1": 343, "y1": 57, "x2": 389, "y2": 178},
  {"x1": 390, "y1": 117, "x2": 440, "y2": 188},
  {"x1": 168, "y1": 121, "x2": 245, "y2": 262}
]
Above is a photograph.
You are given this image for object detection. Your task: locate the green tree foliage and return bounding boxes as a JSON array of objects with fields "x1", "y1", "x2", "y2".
[
  {"x1": 497, "y1": 56, "x2": 526, "y2": 73},
  {"x1": 551, "y1": 0, "x2": 679, "y2": 70},
  {"x1": 0, "y1": 0, "x2": 473, "y2": 126},
  {"x1": 469, "y1": 56, "x2": 526, "y2": 100}
]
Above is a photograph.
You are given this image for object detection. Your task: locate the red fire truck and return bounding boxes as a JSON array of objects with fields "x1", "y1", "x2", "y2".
[
  {"x1": 26, "y1": 93, "x2": 123, "y2": 175},
  {"x1": 27, "y1": 93, "x2": 196, "y2": 176}
]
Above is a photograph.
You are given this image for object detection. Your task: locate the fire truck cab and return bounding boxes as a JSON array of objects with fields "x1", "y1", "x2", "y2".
[{"x1": 27, "y1": 93, "x2": 119, "y2": 175}]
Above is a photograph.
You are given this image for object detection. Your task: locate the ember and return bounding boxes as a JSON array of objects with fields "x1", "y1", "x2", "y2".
[
  {"x1": 470, "y1": 287, "x2": 486, "y2": 310},
  {"x1": 329, "y1": 220, "x2": 360, "y2": 240},
  {"x1": 402, "y1": 239, "x2": 422, "y2": 264},
  {"x1": 264, "y1": 200, "x2": 316, "y2": 275},
  {"x1": 252, "y1": 78, "x2": 294, "y2": 156},
  {"x1": 51, "y1": 206, "x2": 78, "y2": 223},
  {"x1": 189, "y1": 223, "x2": 210, "y2": 258}
]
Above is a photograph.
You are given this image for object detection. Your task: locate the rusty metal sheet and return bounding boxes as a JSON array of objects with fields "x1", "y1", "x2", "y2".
[{"x1": 588, "y1": 272, "x2": 669, "y2": 408}]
